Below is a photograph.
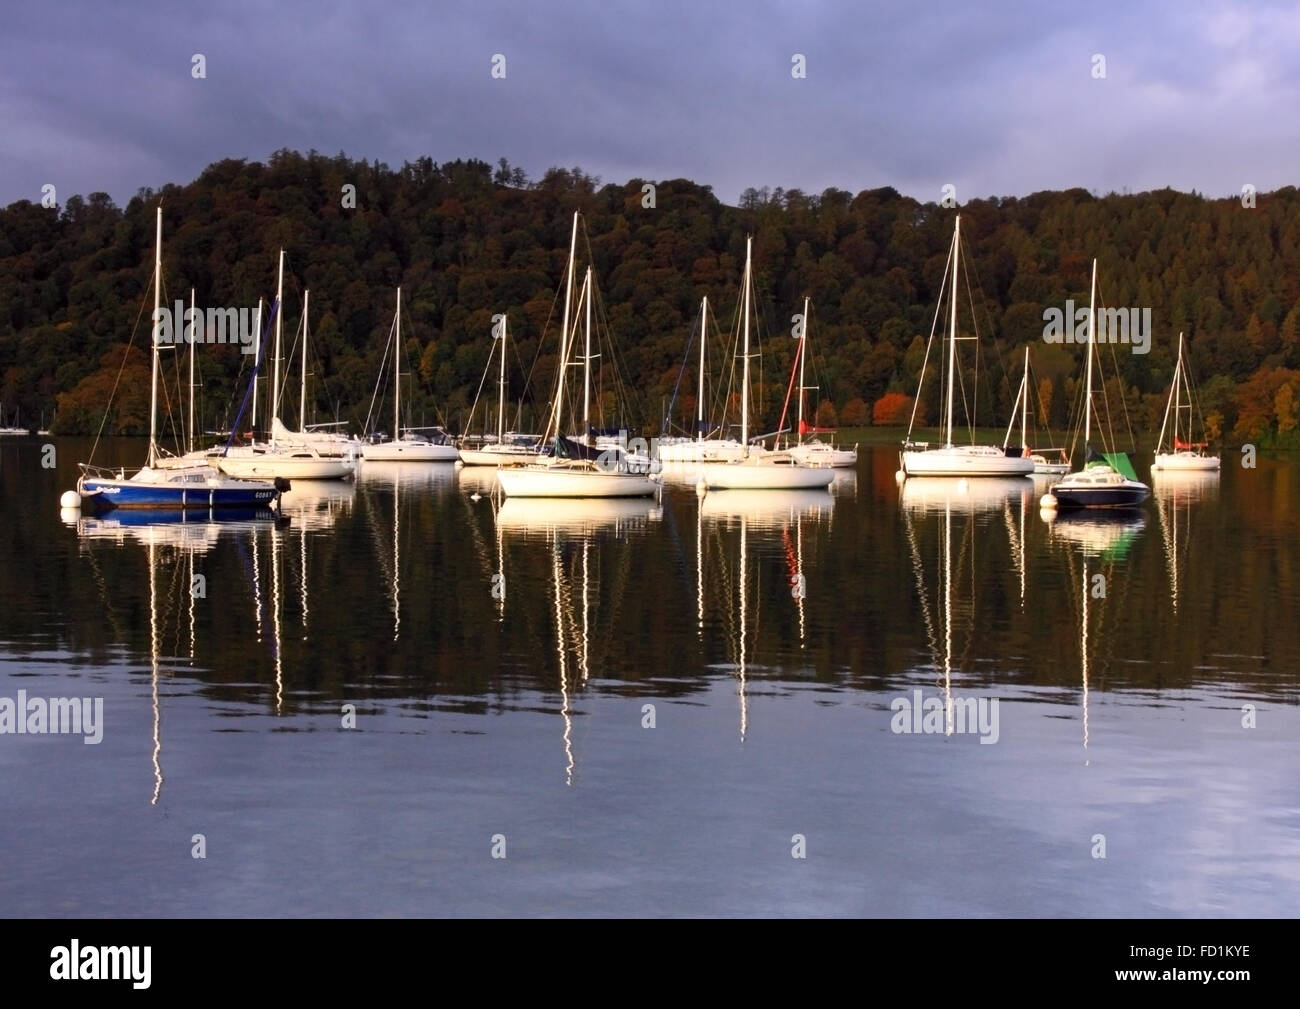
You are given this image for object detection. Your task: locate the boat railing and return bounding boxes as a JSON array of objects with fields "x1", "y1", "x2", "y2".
[{"x1": 78, "y1": 462, "x2": 127, "y2": 479}]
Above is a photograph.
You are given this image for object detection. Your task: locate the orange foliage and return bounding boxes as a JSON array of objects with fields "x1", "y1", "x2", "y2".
[{"x1": 872, "y1": 392, "x2": 915, "y2": 426}]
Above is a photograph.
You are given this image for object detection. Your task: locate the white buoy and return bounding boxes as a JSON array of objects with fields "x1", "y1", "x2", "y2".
[
  {"x1": 895, "y1": 469, "x2": 905, "y2": 484},
  {"x1": 695, "y1": 479, "x2": 707, "y2": 496},
  {"x1": 60, "y1": 490, "x2": 81, "y2": 509},
  {"x1": 1040, "y1": 492, "x2": 1058, "y2": 510},
  {"x1": 469, "y1": 492, "x2": 482, "y2": 502}
]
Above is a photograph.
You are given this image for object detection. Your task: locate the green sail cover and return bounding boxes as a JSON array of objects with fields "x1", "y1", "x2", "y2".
[{"x1": 1101, "y1": 452, "x2": 1139, "y2": 481}]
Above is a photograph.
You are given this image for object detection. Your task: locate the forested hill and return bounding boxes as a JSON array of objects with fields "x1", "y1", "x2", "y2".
[{"x1": 2, "y1": 149, "x2": 1298, "y2": 445}]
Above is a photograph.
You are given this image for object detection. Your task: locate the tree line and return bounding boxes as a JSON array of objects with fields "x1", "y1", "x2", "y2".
[{"x1": 2, "y1": 148, "x2": 1298, "y2": 447}]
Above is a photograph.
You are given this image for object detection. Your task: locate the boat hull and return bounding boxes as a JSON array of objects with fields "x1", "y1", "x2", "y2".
[
  {"x1": 458, "y1": 447, "x2": 537, "y2": 466},
  {"x1": 361, "y1": 441, "x2": 459, "y2": 462},
  {"x1": 788, "y1": 444, "x2": 858, "y2": 467},
  {"x1": 214, "y1": 452, "x2": 355, "y2": 480},
  {"x1": 700, "y1": 456, "x2": 834, "y2": 490},
  {"x1": 497, "y1": 465, "x2": 657, "y2": 498},
  {"x1": 901, "y1": 445, "x2": 1035, "y2": 477},
  {"x1": 1051, "y1": 482, "x2": 1150, "y2": 509},
  {"x1": 78, "y1": 476, "x2": 279, "y2": 511},
  {"x1": 657, "y1": 439, "x2": 747, "y2": 463},
  {"x1": 1152, "y1": 452, "x2": 1220, "y2": 472}
]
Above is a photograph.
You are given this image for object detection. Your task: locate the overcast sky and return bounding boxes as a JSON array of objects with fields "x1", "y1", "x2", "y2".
[{"x1": 2, "y1": 0, "x2": 1296, "y2": 209}]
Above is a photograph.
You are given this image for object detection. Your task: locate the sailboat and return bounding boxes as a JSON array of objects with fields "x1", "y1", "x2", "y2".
[
  {"x1": 1152, "y1": 332, "x2": 1220, "y2": 472},
  {"x1": 781, "y1": 298, "x2": 857, "y2": 468},
  {"x1": 1003, "y1": 347, "x2": 1069, "y2": 474},
  {"x1": 213, "y1": 254, "x2": 357, "y2": 480},
  {"x1": 658, "y1": 296, "x2": 746, "y2": 464},
  {"x1": 1042, "y1": 259, "x2": 1150, "y2": 510},
  {"x1": 458, "y1": 312, "x2": 540, "y2": 465},
  {"x1": 496, "y1": 212, "x2": 658, "y2": 498},
  {"x1": 0, "y1": 405, "x2": 25, "y2": 435},
  {"x1": 698, "y1": 239, "x2": 834, "y2": 491},
  {"x1": 362, "y1": 288, "x2": 459, "y2": 461},
  {"x1": 75, "y1": 207, "x2": 282, "y2": 512},
  {"x1": 900, "y1": 216, "x2": 1034, "y2": 478}
]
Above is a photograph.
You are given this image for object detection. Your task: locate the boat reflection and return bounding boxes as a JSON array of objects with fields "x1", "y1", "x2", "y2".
[
  {"x1": 1042, "y1": 511, "x2": 1146, "y2": 559},
  {"x1": 496, "y1": 496, "x2": 662, "y2": 535},
  {"x1": 1152, "y1": 467, "x2": 1220, "y2": 504},
  {"x1": 278, "y1": 479, "x2": 356, "y2": 531},
  {"x1": 698, "y1": 488, "x2": 833, "y2": 527},
  {"x1": 359, "y1": 459, "x2": 457, "y2": 491},
  {"x1": 899, "y1": 475, "x2": 1032, "y2": 514},
  {"x1": 829, "y1": 467, "x2": 858, "y2": 499}
]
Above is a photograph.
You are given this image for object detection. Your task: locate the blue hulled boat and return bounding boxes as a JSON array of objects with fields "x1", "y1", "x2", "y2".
[{"x1": 72, "y1": 205, "x2": 283, "y2": 514}]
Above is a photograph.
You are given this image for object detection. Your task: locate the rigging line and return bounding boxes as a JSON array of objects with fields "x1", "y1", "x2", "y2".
[
  {"x1": 363, "y1": 311, "x2": 398, "y2": 437},
  {"x1": 221, "y1": 299, "x2": 279, "y2": 453},
  {"x1": 87, "y1": 269, "x2": 154, "y2": 464},
  {"x1": 962, "y1": 231, "x2": 1017, "y2": 432},
  {"x1": 905, "y1": 231, "x2": 955, "y2": 439},
  {"x1": 463, "y1": 317, "x2": 498, "y2": 435}
]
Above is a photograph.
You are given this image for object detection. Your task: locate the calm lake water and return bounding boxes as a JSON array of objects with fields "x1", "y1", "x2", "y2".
[{"x1": 2, "y1": 436, "x2": 1297, "y2": 917}]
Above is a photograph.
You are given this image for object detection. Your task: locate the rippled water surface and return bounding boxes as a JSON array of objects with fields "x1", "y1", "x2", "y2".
[{"x1": 2, "y1": 438, "x2": 1297, "y2": 916}]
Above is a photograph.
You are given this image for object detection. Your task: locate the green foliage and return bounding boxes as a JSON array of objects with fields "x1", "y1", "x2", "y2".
[{"x1": 3, "y1": 154, "x2": 1299, "y2": 439}]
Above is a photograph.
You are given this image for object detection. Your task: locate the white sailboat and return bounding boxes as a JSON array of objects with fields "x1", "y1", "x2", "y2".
[
  {"x1": 698, "y1": 239, "x2": 834, "y2": 491},
  {"x1": 213, "y1": 254, "x2": 356, "y2": 480},
  {"x1": 783, "y1": 298, "x2": 857, "y2": 468},
  {"x1": 1152, "y1": 332, "x2": 1220, "y2": 472},
  {"x1": 458, "y1": 312, "x2": 541, "y2": 466},
  {"x1": 658, "y1": 296, "x2": 745, "y2": 465},
  {"x1": 362, "y1": 288, "x2": 459, "y2": 462},
  {"x1": 496, "y1": 212, "x2": 658, "y2": 498},
  {"x1": 900, "y1": 215, "x2": 1034, "y2": 478},
  {"x1": 1042, "y1": 259, "x2": 1150, "y2": 510}
]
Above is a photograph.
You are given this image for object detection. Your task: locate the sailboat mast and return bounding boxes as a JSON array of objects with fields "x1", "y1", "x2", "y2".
[
  {"x1": 798, "y1": 296, "x2": 809, "y2": 445},
  {"x1": 550, "y1": 212, "x2": 579, "y2": 440},
  {"x1": 945, "y1": 216, "x2": 960, "y2": 447},
  {"x1": 498, "y1": 314, "x2": 507, "y2": 443},
  {"x1": 394, "y1": 287, "x2": 402, "y2": 440},
  {"x1": 148, "y1": 206, "x2": 161, "y2": 468},
  {"x1": 1174, "y1": 332, "x2": 1184, "y2": 445},
  {"x1": 301, "y1": 289, "x2": 309, "y2": 432},
  {"x1": 741, "y1": 237, "x2": 753, "y2": 449},
  {"x1": 697, "y1": 296, "x2": 707, "y2": 443},
  {"x1": 273, "y1": 249, "x2": 284, "y2": 430},
  {"x1": 188, "y1": 287, "x2": 196, "y2": 455},
  {"x1": 1021, "y1": 346, "x2": 1029, "y2": 451},
  {"x1": 252, "y1": 298, "x2": 262, "y2": 432},
  {"x1": 1084, "y1": 258, "x2": 1097, "y2": 448},
  {"x1": 583, "y1": 266, "x2": 592, "y2": 438}
]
